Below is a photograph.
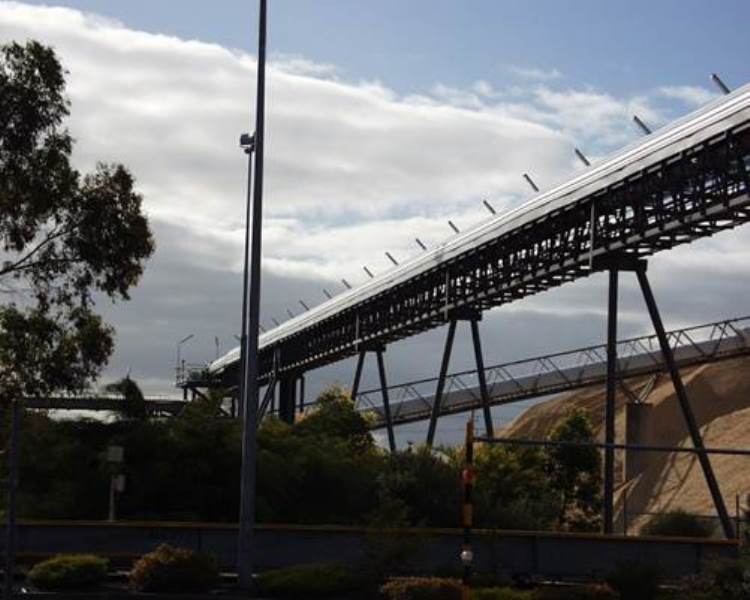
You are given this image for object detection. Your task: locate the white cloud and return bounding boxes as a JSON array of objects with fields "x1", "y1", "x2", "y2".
[
  {"x1": 508, "y1": 66, "x2": 563, "y2": 81},
  {"x1": 657, "y1": 85, "x2": 717, "y2": 106},
  {"x1": 2, "y1": 2, "x2": 747, "y2": 400},
  {"x1": 531, "y1": 87, "x2": 665, "y2": 148},
  {"x1": 0, "y1": 1, "x2": 579, "y2": 279}
]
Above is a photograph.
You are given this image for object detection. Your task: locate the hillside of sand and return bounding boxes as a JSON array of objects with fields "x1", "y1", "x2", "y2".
[{"x1": 500, "y1": 355, "x2": 750, "y2": 533}]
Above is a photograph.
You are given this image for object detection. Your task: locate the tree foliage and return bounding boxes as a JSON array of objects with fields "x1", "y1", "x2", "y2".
[
  {"x1": 104, "y1": 375, "x2": 148, "y2": 421},
  {"x1": 544, "y1": 408, "x2": 603, "y2": 531},
  {"x1": 0, "y1": 40, "x2": 154, "y2": 402},
  {"x1": 474, "y1": 444, "x2": 560, "y2": 530},
  {"x1": 4, "y1": 384, "x2": 601, "y2": 532}
]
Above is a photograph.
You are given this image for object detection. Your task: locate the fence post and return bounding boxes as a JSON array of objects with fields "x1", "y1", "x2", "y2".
[
  {"x1": 4, "y1": 401, "x2": 20, "y2": 600},
  {"x1": 460, "y1": 420, "x2": 475, "y2": 600},
  {"x1": 736, "y1": 494, "x2": 741, "y2": 540}
]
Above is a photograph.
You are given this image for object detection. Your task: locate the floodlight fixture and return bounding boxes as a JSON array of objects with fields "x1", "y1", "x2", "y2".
[
  {"x1": 711, "y1": 73, "x2": 731, "y2": 95},
  {"x1": 523, "y1": 173, "x2": 540, "y2": 192},
  {"x1": 239, "y1": 132, "x2": 256, "y2": 153},
  {"x1": 633, "y1": 115, "x2": 652, "y2": 135},
  {"x1": 574, "y1": 148, "x2": 591, "y2": 166}
]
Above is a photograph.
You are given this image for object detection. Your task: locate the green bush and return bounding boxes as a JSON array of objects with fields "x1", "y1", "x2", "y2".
[
  {"x1": 606, "y1": 562, "x2": 661, "y2": 600},
  {"x1": 533, "y1": 583, "x2": 617, "y2": 599},
  {"x1": 129, "y1": 544, "x2": 218, "y2": 593},
  {"x1": 255, "y1": 562, "x2": 366, "y2": 597},
  {"x1": 683, "y1": 557, "x2": 750, "y2": 600},
  {"x1": 380, "y1": 577, "x2": 462, "y2": 600},
  {"x1": 642, "y1": 510, "x2": 714, "y2": 538},
  {"x1": 474, "y1": 587, "x2": 533, "y2": 600},
  {"x1": 27, "y1": 554, "x2": 108, "y2": 590}
]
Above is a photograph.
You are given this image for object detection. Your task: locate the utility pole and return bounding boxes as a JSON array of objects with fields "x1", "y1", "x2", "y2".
[{"x1": 237, "y1": 0, "x2": 267, "y2": 589}]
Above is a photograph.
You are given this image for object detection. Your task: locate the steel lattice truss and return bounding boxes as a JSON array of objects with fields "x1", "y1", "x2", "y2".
[
  {"x1": 224, "y1": 125, "x2": 750, "y2": 384},
  {"x1": 353, "y1": 316, "x2": 750, "y2": 428}
]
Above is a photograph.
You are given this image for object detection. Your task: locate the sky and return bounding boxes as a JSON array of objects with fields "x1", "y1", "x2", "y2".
[{"x1": 2, "y1": 1, "x2": 750, "y2": 446}]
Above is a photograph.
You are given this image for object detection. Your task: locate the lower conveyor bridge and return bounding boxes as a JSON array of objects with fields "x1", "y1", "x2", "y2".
[{"x1": 354, "y1": 315, "x2": 750, "y2": 429}]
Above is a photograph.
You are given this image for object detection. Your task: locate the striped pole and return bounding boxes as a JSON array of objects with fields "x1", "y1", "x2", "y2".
[{"x1": 460, "y1": 420, "x2": 475, "y2": 600}]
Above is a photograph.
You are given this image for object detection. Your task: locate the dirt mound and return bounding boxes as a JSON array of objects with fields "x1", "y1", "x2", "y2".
[{"x1": 500, "y1": 355, "x2": 750, "y2": 533}]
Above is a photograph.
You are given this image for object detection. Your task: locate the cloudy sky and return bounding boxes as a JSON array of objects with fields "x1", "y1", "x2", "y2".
[{"x1": 2, "y1": 1, "x2": 749, "y2": 445}]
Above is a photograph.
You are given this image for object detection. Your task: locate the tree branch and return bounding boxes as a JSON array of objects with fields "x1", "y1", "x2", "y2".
[{"x1": 0, "y1": 223, "x2": 70, "y2": 278}]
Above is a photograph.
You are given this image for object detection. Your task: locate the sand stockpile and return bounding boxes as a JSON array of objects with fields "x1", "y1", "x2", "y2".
[{"x1": 501, "y1": 355, "x2": 750, "y2": 533}]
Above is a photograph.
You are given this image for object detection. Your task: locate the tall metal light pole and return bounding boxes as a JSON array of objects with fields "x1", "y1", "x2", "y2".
[
  {"x1": 237, "y1": 134, "x2": 255, "y2": 419},
  {"x1": 237, "y1": 0, "x2": 267, "y2": 588}
]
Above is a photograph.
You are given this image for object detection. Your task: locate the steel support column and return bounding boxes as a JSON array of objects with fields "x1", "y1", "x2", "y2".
[
  {"x1": 469, "y1": 319, "x2": 494, "y2": 437},
  {"x1": 426, "y1": 320, "x2": 458, "y2": 447},
  {"x1": 257, "y1": 375, "x2": 277, "y2": 420},
  {"x1": 351, "y1": 346, "x2": 396, "y2": 451},
  {"x1": 375, "y1": 350, "x2": 397, "y2": 453},
  {"x1": 635, "y1": 268, "x2": 735, "y2": 539},
  {"x1": 604, "y1": 267, "x2": 618, "y2": 534},
  {"x1": 351, "y1": 351, "x2": 366, "y2": 400},
  {"x1": 278, "y1": 375, "x2": 296, "y2": 424},
  {"x1": 298, "y1": 374, "x2": 305, "y2": 414}
]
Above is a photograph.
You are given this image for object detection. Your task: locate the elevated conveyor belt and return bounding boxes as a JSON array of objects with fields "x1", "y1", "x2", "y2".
[{"x1": 206, "y1": 84, "x2": 750, "y2": 386}]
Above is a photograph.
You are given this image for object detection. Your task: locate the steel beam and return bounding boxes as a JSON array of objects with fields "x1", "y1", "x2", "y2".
[
  {"x1": 604, "y1": 267, "x2": 618, "y2": 534},
  {"x1": 351, "y1": 351, "x2": 366, "y2": 400},
  {"x1": 298, "y1": 374, "x2": 305, "y2": 414},
  {"x1": 635, "y1": 268, "x2": 735, "y2": 539},
  {"x1": 470, "y1": 319, "x2": 494, "y2": 437},
  {"x1": 257, "y1": 376, "x2": 276, "y2": 421},
  {"x1": 426, "y1": 320, "x2": 458, "y2": 447},
  {"x1": 376, "y1": 350, "x2": 396, "y2": 452},
  {"x1": 278, "y1": 375, "x2": 296, "y2": 424}
]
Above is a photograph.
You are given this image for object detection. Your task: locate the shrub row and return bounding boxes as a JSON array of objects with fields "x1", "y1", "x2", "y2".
[
  {"x1": 26, "y1": 548, "x2": 750, "y2": 598},
  {"x1": 27, "y1": 544, "x2": 218, "y2": 593}
]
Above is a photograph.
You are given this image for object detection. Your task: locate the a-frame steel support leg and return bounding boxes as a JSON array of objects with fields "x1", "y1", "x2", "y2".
[
  {"x1": 635, "y1": 268, "x2": 735, "y2": 539},
  {"x1": 470, "y1": 319, "x2": 494, "y2": 438},
  {"x1": 426, "y1": 319, "x2": 457, "y2": 447},
  {"x1": 257, "y1": 375, "x2": 277, "y2": 420},
  {"x1": 351, "y1": 350, "x2": 366, "y2": 400},
  {"x1": 603, "y1": 267, "x2": 618, "y2": 534},
  {"x1": 376, "y1": 350, "x2": 397, "y2": 453},
  {"x1": 351, "y1": 346, "x2": 396, "y2": 452}
]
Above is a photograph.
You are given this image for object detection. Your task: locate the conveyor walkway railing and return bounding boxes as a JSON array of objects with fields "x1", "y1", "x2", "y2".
[{"x1": 355, "y1": 315, "x2": 750, "y2": 429}]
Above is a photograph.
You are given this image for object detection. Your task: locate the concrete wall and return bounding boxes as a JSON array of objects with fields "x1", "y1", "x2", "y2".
[{"x1": 0, "y1": 521, "x2": 737, "y2": 579}]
